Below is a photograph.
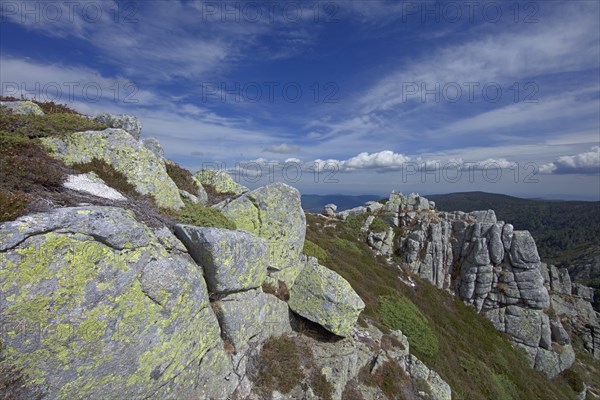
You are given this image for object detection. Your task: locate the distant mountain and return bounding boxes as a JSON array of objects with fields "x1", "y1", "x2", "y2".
[
  {"x1": 301, "y1": 194, "x2": 381, "y2": 213},
  {"x1": 427, "y1": 192, "x2": 600, "y2": 267}
]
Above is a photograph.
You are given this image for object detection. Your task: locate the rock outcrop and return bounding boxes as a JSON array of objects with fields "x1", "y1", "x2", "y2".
[
  {"x1": 93, "y1": 113, "x2": 142, "y2": 139},
  {"x1": 41, "y1": 128, "x2": 184, "y2": 209},
  {"x1": 358, "y1": 191, "x2": 579, "y2": 377}
]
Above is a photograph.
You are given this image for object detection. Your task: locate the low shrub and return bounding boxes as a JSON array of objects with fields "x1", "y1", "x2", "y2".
[
  {"x1": 379, "y1": 295, "x2": 439, "y2": 360},
  {"x1": 369, "y1": 217, "x2": 388, "y2": 233},
  {"x1": 71, "y1": 158, "x2": 137, "y2": 198},
  {"x1": 252, "y1": 336, "x2": 304, "y2": 396},
  {"x1": 561, "y1": 368, "x2": 584, "y2": 393},
  {"x1": 345, "y1": 213, "x2": 369, "y2": 234},
  {"x1": 0, "y1": 131, "x2": 66, "y2": 193},
  {"x1": 262, "y1": 280, "x2": 290, "y2": 301},
  {"x1": 303, "y1": 239, "x2": 328, "y2": 263},
  {"x1": 165, "y1": 161, "x2": 199, "y2": 194},
  {"x1": 0, "y1": 96, "x2": 80, "y2": 115},
  {"x1": 0, "y1": 112, "x2": 106, "y2": 139},
  {"x1": 372, "y1": 359, "x2": 409, "y2": 399},
  {"x1": 175, "y1": 202, "x2": 237, "y2": 230},
  {"x1": 0, "y1": 190, "x2": 31, "y2": 223}
]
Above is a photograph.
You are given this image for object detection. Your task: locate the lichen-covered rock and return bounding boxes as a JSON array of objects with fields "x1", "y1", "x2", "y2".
[
  {"x1": 63, "y1": 172, "x2": 126, "y2": 201},
  {"x1": 288, "y1": 257, "x2": 364, "y2": 337},
  {"x1": 0, "y1": 206, "x2": 230, "y2": 399},
  {"x1": 93, "y1": 113, "x2": 142, "y2": 139},
  {"x1": 213, "y1": 289, "x2": 293, "y2": 350},
  {"x1": 218, "y1": 183, "x2": 306, "y2": 278},
  {"x1": 0, "y1": 100, "x2": 44, "y2": 115},
  {"x1": 174, "y1": 225, "x2": 268, "y2": 294},
  {"x1": 41, "y1": 129, "x2": 184, "y2": 209},
  {"x1": 196, "y1": 169, "x2": 248, "y2": 195}
]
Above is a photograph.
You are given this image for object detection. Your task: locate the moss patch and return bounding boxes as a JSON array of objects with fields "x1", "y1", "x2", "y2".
[{"x1": 173, "y1": 202, "x2": 237, "y2": 230}]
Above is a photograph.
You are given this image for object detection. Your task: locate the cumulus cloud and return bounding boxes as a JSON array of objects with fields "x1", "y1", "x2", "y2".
[
  {"x1": 551, "y1": 146, "x2": 600, "y2": 174},
  {"x1": 263, "y1": 144, "x2": 301, "y2": 154}
]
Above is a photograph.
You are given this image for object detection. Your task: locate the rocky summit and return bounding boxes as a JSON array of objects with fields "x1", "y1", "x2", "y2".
[{"x1": 1, "y1": 102, "x2": 599, "y2": 400}]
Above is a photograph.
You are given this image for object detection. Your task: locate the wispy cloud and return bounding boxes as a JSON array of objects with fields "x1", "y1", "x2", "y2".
[{"x1": 263, "y1": 144, "x2": 301, "y2": 154}]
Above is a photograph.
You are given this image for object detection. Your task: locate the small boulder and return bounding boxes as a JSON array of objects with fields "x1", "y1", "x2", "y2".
[
  {"x1": 288, "y1": 257, "x2": 365, "y2": 337},
  {"x1": 196, "y1": 169, "x2": 248, "y2": 195},
  {"x1": 93, "y1": 112, "x2": 142, "y2": 139},
  {"x1": 0, "y1": 100, "x2": 44, "y2": 115},
  {"x1": 322, "y1": 203, "x2": 337, "y2": 217},
  {"x1": 174, "y1": 225, "x2": 268, "y2": 294}
]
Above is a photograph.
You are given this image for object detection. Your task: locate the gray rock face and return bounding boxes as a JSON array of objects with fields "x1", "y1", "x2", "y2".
[
  {"x1": 469, "y1": 210, "x2": 497, "y2": 223},
  {"x1": 367, "y1": 228, "x2": 395, "y2": 256},
  {"x1": 549, "y1": 265, "x2": 573, "y2": 295},
  {"x1": 389, "y1": 192, "x2": 571, "y2": 376},
  {"x1": 141, "y1": 137, "x2": 164, "y2": 157},
  {"x1": 288, "y1": 257, "x2": 365, "y2": 337},
  {"x1": 174, "y1": 225, "x2": 268, "y2": 294},
  {"x1": 0, "y1": 100, "x2": 44, "y2": 115},
  {"x1": 93, "y1": 113, "x2": 142, "y2": 139},
  {"x1": 509, "y1": 231, "x2": 541, "y2": 268},
  {"x1": 406, "y1": 355, "x2": 452, "y2": 400},
  {"x1": 322, "y1": 203, "x2": 337, "y2": 217},
  {"x1": 213, "y1": 289, "x2": 293, "y2": 351},
  {"x1": 572, "y1": 283, "x2": 594, "y2": 302},
  {"x1": 365, "y1": 201, "x2": 383, "y2": 213},
  {"x1": 0, "y1": 206, "x2": 234, "y2": 399}
]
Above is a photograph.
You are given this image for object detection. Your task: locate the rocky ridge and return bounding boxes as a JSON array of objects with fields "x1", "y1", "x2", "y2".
[{"x1": 323, "y1": 191, "x2": 600, "y2": 378}]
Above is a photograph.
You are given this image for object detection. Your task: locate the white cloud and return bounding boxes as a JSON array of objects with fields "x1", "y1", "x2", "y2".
[{"x1": 553, "y1": 146, "x2": 600, "y2": 174}]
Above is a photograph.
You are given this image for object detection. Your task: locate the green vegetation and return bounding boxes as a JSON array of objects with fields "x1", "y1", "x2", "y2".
[
  {"x1": 1, "y1": 95, "x2": 80, "y2": 115},
  {"x1": 373, "y1": 359, "x2": 410, "y2": 399},
  {"x1": 428, "y1": 191, "x2": 600, "y2": 265},
  {"x1": 251, "y1": 335, "x2": 333, "y2": 399},
  {"x1": 165, "y1": 161, "x2": 200, "y2": 194},
  {"x1": 303, "y1": 239, "x2": 328, "y2": 263},
  {"x1": 0, "y1": 111, "x2": 105, "y2": 139},
  {"x1": 305, "y1": 212, "x2": 583, "y2": 400},
  {"x1": 174, "y1": 202, "x2": 237, "y2": 229},
  {"x1": 379, "y1": 295, "x2": 439, "y2": 359},
  {"x1": 0, "y1": 100, "x2": 107, "y2": 222},
  {"x1": 344, "y1": 213, "x2": 369, "y2": 234},
  {"x1": 370, "y1": 216, "x2": 389, "y2": 232}
]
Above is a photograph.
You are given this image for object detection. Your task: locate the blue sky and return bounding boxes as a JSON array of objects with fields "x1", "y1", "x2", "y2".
[{"x1": 1, "y1": 1, "x2": 599, "y2": 199}]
